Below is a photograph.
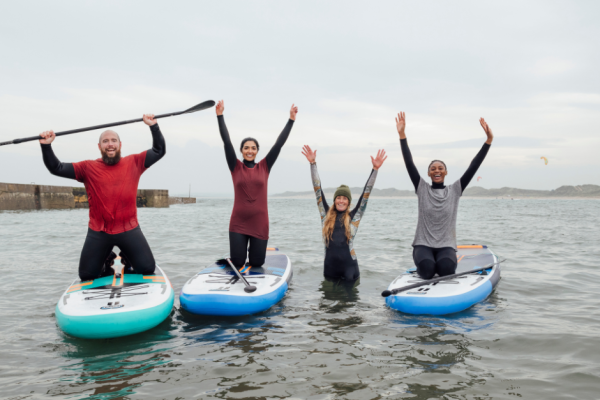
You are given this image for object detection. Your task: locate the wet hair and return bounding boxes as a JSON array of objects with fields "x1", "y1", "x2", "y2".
[
  {"x1": 428, "y1": 159, "x2": 447, "y2": 170},
  {"x1": 240, "y1": 137, "x2": 259, "y2": 152}
]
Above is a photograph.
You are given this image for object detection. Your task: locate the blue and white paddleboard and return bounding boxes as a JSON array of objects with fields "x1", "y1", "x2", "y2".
[
  {"x1": 386, "y1": 245, "x2": 501, "y2": 315},
  {"x1": 56, "y1": 258, "x2": 174, "y2": 339},
  {"x1": 180, "y1": 247, "x2": 292, "y2": 316}
]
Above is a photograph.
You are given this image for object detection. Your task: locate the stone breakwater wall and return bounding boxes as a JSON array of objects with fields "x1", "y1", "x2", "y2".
[
  {"x1": 0, "y1": 183, "x2": 75, "y2": 210},
  {"x1": 136, "y1": 189, "x2": 169, "y2": 208},
  {"x1": 0, "y1": 183, "x2": 176, "y2": 211},
  {"x1": 169, "y1": 197, "x2": 197, "y2": 205}
]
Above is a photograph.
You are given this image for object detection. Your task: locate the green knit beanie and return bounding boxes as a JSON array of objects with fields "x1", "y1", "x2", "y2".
[{"x1": 333, "y1": 185, "x2": 352, "y2": 203}]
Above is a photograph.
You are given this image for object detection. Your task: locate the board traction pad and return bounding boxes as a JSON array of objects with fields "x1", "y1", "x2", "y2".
[{"x1": 199, "y1": 254, "x2": 290, "y2": 277}]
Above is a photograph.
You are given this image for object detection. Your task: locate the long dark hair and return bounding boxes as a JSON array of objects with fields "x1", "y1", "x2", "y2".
[{"x1": 240, "y1": 137, "x2": 260, "y2": 151}]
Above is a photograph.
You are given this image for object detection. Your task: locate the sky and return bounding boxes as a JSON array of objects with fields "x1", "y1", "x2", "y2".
[{"x1": 0, "y1": 1, "x2": 598, "y2": 196}]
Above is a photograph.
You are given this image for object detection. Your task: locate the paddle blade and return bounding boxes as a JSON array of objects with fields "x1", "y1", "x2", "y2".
[
  {"x1": 183, "y1": 100, "x2": 216, "y2": 114},
  {"x1": 244, "y1": 285, "x2": 257, "y2": 293},
  {"x1": 381, "y1": 290, "x2": 392, "y2": 297}
]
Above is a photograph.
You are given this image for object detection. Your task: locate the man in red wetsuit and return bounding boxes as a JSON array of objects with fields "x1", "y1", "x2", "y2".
[{"x1": 38, "y1": 114, "x2": 166, "y2": 281}]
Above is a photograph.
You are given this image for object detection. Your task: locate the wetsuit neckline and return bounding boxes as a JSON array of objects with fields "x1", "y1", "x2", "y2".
[
  {"x1": 243, "y1": 159, "x2": 257, "y2": 168},
  {"x1": 432, "y1": 182, "x2": 446, "y2": 189}
]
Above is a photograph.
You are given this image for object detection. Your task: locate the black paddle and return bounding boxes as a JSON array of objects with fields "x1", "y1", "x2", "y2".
[
  {"x1": 226, "y1": 258, "x2": 257, "y2": 293},
  {"x1": 381, "y1": 259, "x2": 505, "y2": 297},
  {"x1": 0, "y1": 100, "x2": 216, "y2": 147}
]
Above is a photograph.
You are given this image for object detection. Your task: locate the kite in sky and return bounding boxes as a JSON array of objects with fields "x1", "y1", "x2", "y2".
[{"x1": 541, "y1": 156, "x2": 548, "y2": 165}]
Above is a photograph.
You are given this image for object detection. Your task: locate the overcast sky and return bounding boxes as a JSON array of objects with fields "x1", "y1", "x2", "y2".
[{"x1": 1, "y1": 1, "x2": 598, "y2": 196}]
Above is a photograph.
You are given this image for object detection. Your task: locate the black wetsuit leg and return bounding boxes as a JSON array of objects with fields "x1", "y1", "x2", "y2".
[
  {"x1": 323, "y1": 260, "x2": 359, "y2": 281},
  {"x1": 229, "y1": 232, "x2": 268, "y2": 268},
  {"x1": 79, "y1": 229, "x2": 116, "y2": 281},
  {"x1": 434, "y1": 247, "x2": 457, "y2": 277},
  {"x1": 229, "y1": 232, "x2": 249, "y2": 268},
  {"x1": 413, "y1": 246, "x2": 436, "y2": 280},
  {"x1": 79, "y1": 226, "x2": 156, "y2": 281},
  {"x1": 248, "y1": 235, "x2": 268, "y2": 268},
  {"x1": 323, "y1": 251, "x2": 359, "y2": 281},
  {"x1": 114, "y1": 226, "x2": 156, "y2": 275},
  {"x1": 413, "y1": 246, "x2": 457, "y2": 279}
]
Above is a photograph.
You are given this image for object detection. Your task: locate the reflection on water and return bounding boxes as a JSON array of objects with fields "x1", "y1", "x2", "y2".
[
  {"x1": 50, "y1": 317, "x2": 176, "y2": 399},
  {"x1": 320, "y1": 277, "x2": 360, "y2": 303},
  {"x1": 1, "y1": 199, "x2": 600, "y2": 398}
]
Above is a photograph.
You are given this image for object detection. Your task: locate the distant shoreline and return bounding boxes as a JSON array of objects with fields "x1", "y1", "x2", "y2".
[
  {"x1": 271, "y1": 184, "x2": 600, "y2": 199},
  {"x1": 269, "y1": 195, "x2": 599, "y2": 200}
]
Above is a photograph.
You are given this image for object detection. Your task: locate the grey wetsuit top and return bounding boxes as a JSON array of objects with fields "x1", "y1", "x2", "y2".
[{"x1": 413, "y1": 176, "x2": 462, "y2": 250}]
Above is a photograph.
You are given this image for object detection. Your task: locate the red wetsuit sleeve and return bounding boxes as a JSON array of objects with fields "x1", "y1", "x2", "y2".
[
  {"x1": 134, "y1": 151, "x2": 148, "y2": 174},
  {"x1": 72, "y1": 161, "x2": 89, "y2": 183}
]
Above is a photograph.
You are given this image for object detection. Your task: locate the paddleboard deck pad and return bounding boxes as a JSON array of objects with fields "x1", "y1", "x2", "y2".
[
  {"x1": 56, "y1": 260, "x2": 174, "y2": 339},
  {"x1": 386, "y1": 245, "x2": 501, "y2": 315},
  {"x1": 180, "y1": 247, "x2": 292, "y2": 316}
]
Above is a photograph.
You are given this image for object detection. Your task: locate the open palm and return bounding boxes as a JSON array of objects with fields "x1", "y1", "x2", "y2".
[
  {"x1": 301, "y1": 145, "x2": 317, "y2": 163},
  {"x1": 480, "y1": 118, "x2": 493, "y2": 144},
  {"x1": 371, "y1": 149, "x2": 388, "y2": 170},
  {"x1": 396, "y1": 112, "x2": 406, "y2": 139}
]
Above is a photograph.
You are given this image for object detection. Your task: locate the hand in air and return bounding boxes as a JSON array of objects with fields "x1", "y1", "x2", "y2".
[
  {"x1": 301, "y1": 145, "x2": 317, "y2": 163},
  {"x1": 38, "y1": 130, "x2": 56, "y2": 145},
  {"x1": 396, "y1": 112, "x2": 406, "y2": 139},
  {"x1": 480, "y1": 118, "x2": 493, "y2": 144},
  {"x1": 290, "y1": 104, "x2": 299, "y2": 121},
  {"x1": 371, "y1": 149, "x2": 388, "y2": 170},
  {"x1": 216, "y1": 100, "x2": 224, "y2": 116},
  {"x1": 143, "y1": 114, "x2": 157, "y2": 126}
]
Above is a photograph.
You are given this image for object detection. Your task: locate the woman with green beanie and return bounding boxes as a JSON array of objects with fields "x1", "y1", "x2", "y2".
[{"x1": 301, "y1": 145, "x2": 387, "y2": 281}]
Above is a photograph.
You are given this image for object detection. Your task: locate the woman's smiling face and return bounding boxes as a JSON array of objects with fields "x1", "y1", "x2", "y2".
[
  {"x1": 241, "y1": 141, "x2": 258, "y2": 162},
  {"x1": 335, "y1": 196, "x2": 349, "y2": 212},
  {"x1": 428, "y1": 161, "x2": 447, "y2": 184}
]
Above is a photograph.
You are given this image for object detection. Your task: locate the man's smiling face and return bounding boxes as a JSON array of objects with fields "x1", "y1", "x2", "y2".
[{"x1": 98, "y1": 130, "x2": 122, "y2": 165}]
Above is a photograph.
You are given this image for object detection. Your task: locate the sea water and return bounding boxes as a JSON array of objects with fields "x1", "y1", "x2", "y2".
[{"x1": 0, "y1": 198, "x2": 599, "y2": 399}]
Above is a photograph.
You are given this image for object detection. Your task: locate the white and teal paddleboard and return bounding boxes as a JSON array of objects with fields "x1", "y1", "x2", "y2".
[{"x1": 55, "y1": 258, "x2": 174, "y2": 339}]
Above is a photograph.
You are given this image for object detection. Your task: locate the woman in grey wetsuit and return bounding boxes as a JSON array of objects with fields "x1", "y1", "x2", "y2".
[
  {"x1": 302, "y1": 145, "x2": 387, "y2": 281},
  {"x1": 396, "y1": 111, "x2": 494, "y2": 280}
]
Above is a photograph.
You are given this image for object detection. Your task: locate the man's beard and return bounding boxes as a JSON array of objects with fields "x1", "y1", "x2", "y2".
[{"x1": 101, "y1": 148, "x2": 121, "y2": 165}]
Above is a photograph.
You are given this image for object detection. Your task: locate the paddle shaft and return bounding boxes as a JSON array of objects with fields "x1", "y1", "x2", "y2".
[
  {"x1": 0, "y1": 100, "x2": 215, "y2": 147},
  {"x1": 226, "y1": 258, "x2": 257, "y2": 293},
  {"x1": 0, "y1": 110, "x2": 183, "y2": 147},
  {"x1": 382, "y1": 259, "x2": 505, "y2": 297}
]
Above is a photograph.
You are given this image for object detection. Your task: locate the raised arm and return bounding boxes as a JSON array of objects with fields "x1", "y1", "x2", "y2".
[
  {"x1": 396, "y1": 112, "x2": 420, "y2": 190},
  {"x1": 350, "y1": 149, "x2": 386, "y2": 222},
  {"x1": 39, "y1": 130, "x2": 76, "y2": 179},
  {"x1": 265, "y1": 104, "x2": 298, "y2": 171},
  {"x1": 142, "y1": 114, "x2": 166, "y2": 168},
  {"x1": 215, "y1": 100, "x2": 237, "y2": 172},
  {"x1": 459, "y1": 118, "x2": 493, "y2": 192},
  {"x1": 302, "y1": 145, "x2": 329, "y2": 220}
]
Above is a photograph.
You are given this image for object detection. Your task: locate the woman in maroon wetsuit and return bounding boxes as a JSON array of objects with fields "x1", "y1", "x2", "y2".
[{"x1": 216, "y1": 100, "x2": 298, "y2": 270}]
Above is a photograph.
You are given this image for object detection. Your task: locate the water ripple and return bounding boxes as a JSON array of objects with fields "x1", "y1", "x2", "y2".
[{"x1": 1, "y1": 199, "x2": 599, "y2": 399}]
